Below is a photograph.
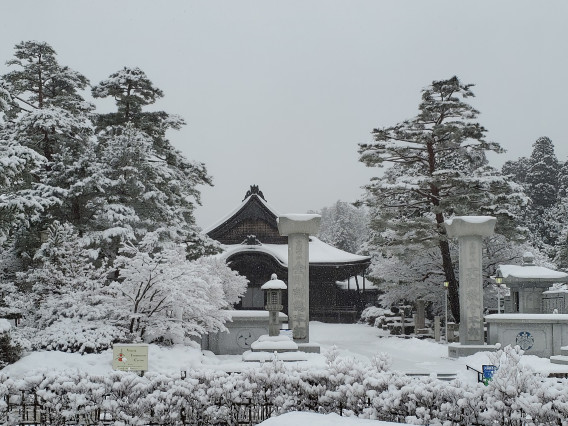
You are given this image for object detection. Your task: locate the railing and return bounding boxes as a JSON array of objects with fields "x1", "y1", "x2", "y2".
[
  {"x1": 3, "y1": 391, "x2": 274, "y2": 426},
  {"x1": 466, "y1": 365, "x2": 484, "y2": 383}
]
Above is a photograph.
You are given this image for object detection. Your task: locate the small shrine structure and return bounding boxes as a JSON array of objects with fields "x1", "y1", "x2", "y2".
[
  {"x1": 495, "y1": 252, "x2": 568, "y2": 314},
  {"x1": 487, "y1": 252, "x2": 568, "y2": 361},
  {"x1": 205, "y1": 185, "x2": 371, "y2": 321}
]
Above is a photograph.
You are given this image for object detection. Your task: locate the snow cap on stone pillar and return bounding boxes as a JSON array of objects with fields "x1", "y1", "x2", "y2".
[
  {"x1": 444, "y1": 216, "x2": 496, "y2": 238},
  {"x1": 277, "y1": 214, "x2": 321, "y2": 236}
]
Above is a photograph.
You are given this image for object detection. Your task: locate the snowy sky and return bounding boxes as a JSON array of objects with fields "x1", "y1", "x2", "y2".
[{"x1": 1, "y1": 1, "x2": 567, "y2": 228}]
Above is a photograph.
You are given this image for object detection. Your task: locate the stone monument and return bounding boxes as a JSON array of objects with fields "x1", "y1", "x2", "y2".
[
  {"x1": 445, "y1": 216, "x2": 499, "y2": 357},
  {"x1": 414, "y1": 299, "x2": 426, "y2": 334},
  {"x1": 277, "y1": 214, "x2": 321, "y2": 345}
]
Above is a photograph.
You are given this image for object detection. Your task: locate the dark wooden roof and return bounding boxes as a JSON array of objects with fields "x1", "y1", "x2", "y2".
[{"x1": 206, "y1": 189, "x2": 287, "y2": 244}]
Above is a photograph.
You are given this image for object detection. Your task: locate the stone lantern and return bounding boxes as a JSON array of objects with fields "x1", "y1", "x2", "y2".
[{"x1": 261, "y1": 273, "x2": 287, "y2": 336}]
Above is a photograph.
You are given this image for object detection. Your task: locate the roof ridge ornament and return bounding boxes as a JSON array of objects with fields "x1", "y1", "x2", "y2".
[
  {"x1": 241, "y1": 234, "x2": 262, "y2": 246},
  {"x1": 243, "y1": 185, "x2": 266, "y2": 202}
]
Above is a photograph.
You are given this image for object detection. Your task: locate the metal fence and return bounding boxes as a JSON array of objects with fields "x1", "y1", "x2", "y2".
[{"x1": 3, "y1": 391, "x2": 275, "y2": 426}]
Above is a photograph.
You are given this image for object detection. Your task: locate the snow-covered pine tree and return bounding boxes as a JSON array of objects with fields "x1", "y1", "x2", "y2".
[
  {"x1": 0, "y1": 128, "x2": 50, "y2": 244},
  {"x1": 526, "y1": 136, "x2": 559, "y2": 210},
  {"x1": 317, "y1": 200, "x2": 368, "y2": 254},
  {"x1": 358, "y1": 76, "x2": 527, "y2": 319},
  {"x1": 14, "y1": 221, "x2": 122, "y2": 353},
  {"x1": 0, "y1": 41, "x2": 95, "y2": 263},
  {"x1": 90, "y1": 67, "x2": 217, "y2": 260},
  {"x1": 558, "y1": 160, "x2": 568, "y2": 199},
  {"x1": 523, "y1": 137, "x2": 562, "y2": 256},
  {"x1": 502, "y1": 156, "x2": 530, "y2": 185}
]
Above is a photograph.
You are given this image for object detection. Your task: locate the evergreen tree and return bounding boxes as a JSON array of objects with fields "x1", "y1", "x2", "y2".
[
  {"x1": 2, "y1": 41, "x2": 93, "y2": 161},
  {"x1": 515, "y1": 137, "x2": 561, "y2": 254},
  {"x1": 0, "y1": 41, "x2": 95, "y2": 263},
  {"x1": 358, "y1": 76, "x2": 526, "y2": 320},
  {"x1": 558, "y1": 160, "x2": 568, "y2": 199},
  {"x1": 502, "y1": 157, "x2": 530, "y2": 185},
  {"x1": 526, "y1": 136, "x2": 559, "y2": 210},
  {"x1": 91, "y1": 68, "x2": 217, "y2": 259},
  {"x1": 317, "y1": 200, "x2": 368, "y2": 254},
  {"x1": 13, "y1": 221, "x2": 122, "y2": 353}
]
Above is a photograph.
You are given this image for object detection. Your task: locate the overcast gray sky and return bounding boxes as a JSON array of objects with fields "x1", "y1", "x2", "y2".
[{"x1": 1, "y1": 1, "x2": 567, "y2": 228}]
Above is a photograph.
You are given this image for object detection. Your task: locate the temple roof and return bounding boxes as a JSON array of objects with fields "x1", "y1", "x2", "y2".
[
  {"x1": 206, "y1": 185, "x2": 371, "y2": 269},
  {"x1": 219, "y1": 236, "x2": 370, "y2": 266},
  {"x1": 204, "y1": 186, "x2": 278, "y2": 235},
  {"x1": 497, "y1": 264, "x2": 568, "y2": 283}
]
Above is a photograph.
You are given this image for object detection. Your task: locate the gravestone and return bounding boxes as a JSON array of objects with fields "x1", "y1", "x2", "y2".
[
  {"x1": 445, "y1": 216, "x2": 499, "y2": 357},
  {"x1": 415, "y1": 299, "x2": 426, "y2": 332},
  {"x1": 277, "y1": 214, "x2": 321, "y2": 344}
]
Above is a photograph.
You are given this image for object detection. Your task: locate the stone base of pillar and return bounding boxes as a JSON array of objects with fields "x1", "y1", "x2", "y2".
[
  {"x1": 448, "y1": 343, "x2": 499, "y2": 358},
  {"x1": 243, "y1": 335, "x2": 309, "y2": 362},
  {"x1": 297, "y1": 342, "x2": 321, "y2": 353},
  {"x1": 242, "y1": 351, "x2": 308, "y2": 362}
]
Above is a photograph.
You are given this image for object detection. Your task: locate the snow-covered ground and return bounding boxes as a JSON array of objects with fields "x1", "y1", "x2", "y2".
[
  {"x1": 258, "y1": 412, "x2": 401, "y2": 425},
  {"x1": 4, "y1": 321, "x2": 567, "y2": 383}
]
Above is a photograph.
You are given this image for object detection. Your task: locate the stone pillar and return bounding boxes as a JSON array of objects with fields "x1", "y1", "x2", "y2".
[
  {"x1": 434, "y1": 316, "x2": 441, "y2": 342},
  {"x1": 278, "y1": 214, "x2": 321, "y2": 343},
  {"x1": 415, "y1": 299, "x2": 426, "y2": 331},
  {"x1": 445, "y1": 216, "x2": 496, "y2": 346}
]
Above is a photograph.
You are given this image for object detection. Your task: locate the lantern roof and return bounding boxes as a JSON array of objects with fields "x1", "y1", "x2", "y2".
[{"x1": 261, "y1": 273, "x2": 287, "y2": 290}]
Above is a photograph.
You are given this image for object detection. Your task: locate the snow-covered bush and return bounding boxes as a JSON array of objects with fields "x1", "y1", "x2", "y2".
[
  {"x1": 12, "y1": 222, "x2": 119, "y2": 354},
  {"x1": 110, "y1": 232, "x2": 247, "y2": 345},
  {"x1": 8, "y1": 224, "x2": 246, "y2": 353},
  {"x1": 1, "y1": 345, "x2": 566, "y2": 425},
  {"x1": 31, "y1": 319, "x2": 128, "y2": 354},
  {"x1": 360, "y1": 306, "x2": 389, "y2": 324},
  {"x1": 0, "y1": 320, "x2": 21, "y2": 368}
]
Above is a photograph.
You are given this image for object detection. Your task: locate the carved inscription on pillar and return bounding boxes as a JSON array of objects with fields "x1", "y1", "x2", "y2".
[
  {"x1": 459, "y1": 236, "x2": 485, "y2": 344},
  {"x1": 288, "y1": 234, "x2": 309, "y2": 341}
]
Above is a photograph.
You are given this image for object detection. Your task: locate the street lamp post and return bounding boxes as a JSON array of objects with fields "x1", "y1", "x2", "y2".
[{"x1": 444, "y1": 281, "x2": 449, "y2": 342}]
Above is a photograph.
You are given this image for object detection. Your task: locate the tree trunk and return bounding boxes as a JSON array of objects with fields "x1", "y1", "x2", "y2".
[
  {"x1": 438, "y1": 238, "x2": 459, "y2": 322},
  {"x1": 427, "y1": 137, "x2": 460, "y2": 322}
]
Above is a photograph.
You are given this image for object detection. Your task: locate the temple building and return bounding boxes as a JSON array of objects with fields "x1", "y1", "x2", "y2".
[{"x1": 205, "y1": 186, "x2": 373, "y2": 321}]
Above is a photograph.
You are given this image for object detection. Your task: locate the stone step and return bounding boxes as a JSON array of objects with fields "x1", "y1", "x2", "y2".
[
  {"x1": 550, "y1": 355, "x2": 568, "y2": 365},
  {"x1": 560, "y1": 346, "x2": 568, "y2": 356}
]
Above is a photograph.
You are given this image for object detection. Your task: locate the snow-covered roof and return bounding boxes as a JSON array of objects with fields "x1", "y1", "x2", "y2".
[
  {"x1": 497, "y1": 264, "x2": 568, "y2": 283},
  {"x1": 220, "y1": 236, "x2": 370, "y2": 266},
  {"x1": 203, "y1": 193, "x2": 279, "y2": 234}
]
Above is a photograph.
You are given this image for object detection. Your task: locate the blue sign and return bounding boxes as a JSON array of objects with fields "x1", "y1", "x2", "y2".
[{"x1": 482, "y1": 364, "x2": 498, "y2": 385}]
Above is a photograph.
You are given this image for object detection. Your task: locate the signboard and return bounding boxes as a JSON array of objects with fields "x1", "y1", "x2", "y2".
[
  {"x1": 482, "y1": 364, "x2": 498, "y2": 386},
  {"x1": 112, "y1": 344, "x2": 149, "y2": 372}
]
